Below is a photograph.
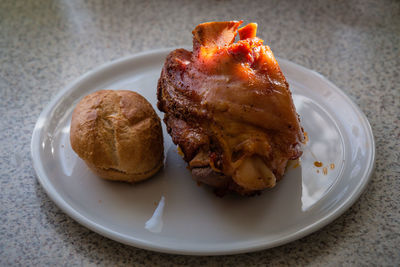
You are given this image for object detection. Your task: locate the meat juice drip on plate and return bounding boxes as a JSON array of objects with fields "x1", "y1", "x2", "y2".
[
  {"x1": 314, "y1": 161, "x2": 323, "y2": 167},
  {"x1": 313, "y1": 161, "x2": 335, "y2": 175}
]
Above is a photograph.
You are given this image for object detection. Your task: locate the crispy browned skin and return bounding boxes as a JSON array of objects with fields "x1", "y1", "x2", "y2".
[{"x1": 157, "y1": 21, "x2": 304, "y2": 195}]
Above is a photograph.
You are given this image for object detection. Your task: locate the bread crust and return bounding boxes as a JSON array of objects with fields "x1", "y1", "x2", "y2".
[{"x1": 70, "y1": 90, "x2": 164, "y2": 182}]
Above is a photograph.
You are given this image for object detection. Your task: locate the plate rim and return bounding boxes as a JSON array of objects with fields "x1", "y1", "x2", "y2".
[{"x1": 31, "y1": 48, "x2": 375, "y2": 255}]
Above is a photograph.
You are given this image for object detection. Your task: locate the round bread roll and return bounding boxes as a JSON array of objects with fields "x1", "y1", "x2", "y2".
[{"x1": 70, "y1": 90, "x2": 164, "y2": 182}]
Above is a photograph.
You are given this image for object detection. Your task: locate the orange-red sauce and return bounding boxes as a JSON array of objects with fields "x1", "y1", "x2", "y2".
[{"x1": 330, "y1": 163, "x2": 335, "y2": 169}]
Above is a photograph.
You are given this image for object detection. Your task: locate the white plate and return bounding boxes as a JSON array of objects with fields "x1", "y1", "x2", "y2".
[{"x1": 31, "y1": 48, "x2": 375, "y2": 255}]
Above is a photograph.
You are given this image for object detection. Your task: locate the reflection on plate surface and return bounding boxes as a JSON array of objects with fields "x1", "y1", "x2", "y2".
[
  {"x1": 145, "y1": 196, "x2": 165, "y2": 233},
  {"x1": 293, "y1": 94, "x2": 345, "y2": 211},
  {"x1": 31, "y1": 49, "x2": 374, "y2": 255}
]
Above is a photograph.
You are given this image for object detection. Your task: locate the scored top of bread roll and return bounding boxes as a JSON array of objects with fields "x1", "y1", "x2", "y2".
[{"x1": 70, "y1": 90, "x2": 164, "y2": 182}]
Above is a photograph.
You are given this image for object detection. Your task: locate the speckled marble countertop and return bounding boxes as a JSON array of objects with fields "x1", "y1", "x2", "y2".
[{"x1": 1, "y1": 0, "x2": 399, "y2": 265}]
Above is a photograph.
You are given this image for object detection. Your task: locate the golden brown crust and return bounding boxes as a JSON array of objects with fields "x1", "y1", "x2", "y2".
[
  {"x1": 85, "y1": 160, "x2": 163, "y2": 183},
  {"x1": 70, "y1": 90, "x2": 164, "y2": 182}
]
